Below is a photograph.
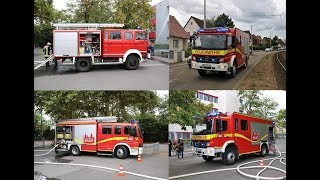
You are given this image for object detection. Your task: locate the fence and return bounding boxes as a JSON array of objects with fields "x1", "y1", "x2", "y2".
[{"x1": 143, "y1": 142, "x2": 160, "y2": 154}]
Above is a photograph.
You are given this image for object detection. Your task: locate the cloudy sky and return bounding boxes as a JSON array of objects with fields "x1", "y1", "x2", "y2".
[
  {"x1": 170, "y1": 0, "x2": 286, "y2": 40},
  {"x1": 53, "y1": 0, "x2": 164, "y2": 10}
]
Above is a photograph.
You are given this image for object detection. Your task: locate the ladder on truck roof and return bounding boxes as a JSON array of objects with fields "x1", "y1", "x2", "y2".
[
  {"x1": 53, "y1": 23, "x2": 125, "y2": 30},
  {"x1": 34, "y1": 54, "x2": 54, "y2": 70},
  {"x1": 58, "y1": 116, "x2": 118, "y2": 123}
]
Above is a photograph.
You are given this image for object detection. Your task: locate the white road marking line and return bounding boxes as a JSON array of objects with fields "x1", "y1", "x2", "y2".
[
  {"x1": 140, "y1": 64, "x2": 166, "y2": 67},
  {"x1": 34, "y1": 161, "x2": 167, "y2": 180}
]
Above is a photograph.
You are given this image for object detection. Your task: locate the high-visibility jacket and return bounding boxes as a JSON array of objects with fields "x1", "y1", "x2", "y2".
[{"x1": 43, "y1": 45, "x2": 52, "y2": 57}]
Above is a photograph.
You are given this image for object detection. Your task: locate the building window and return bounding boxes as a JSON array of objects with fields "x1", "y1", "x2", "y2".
[
  {"x1": 204, "y1": 94, "x2": 208, "y2": 101},
  {"x1": 240, "y1": 120, "x2": 248, "y2": 130},
  {"x1": 214, "y1": 97, "x2": 218, "y2": 103},
  {"x1": 102, "y1": 125, "x2": 112, "y2": 134},
  {"x1": 173, "y1": 40, "x2": 179, "y2": 48},
  {"x1": 115, "y1": 125, "x2": 122, "y2": 134},
  {"x1": 212, "y1": 108, "x2": 218, "y2": 113},
  {"x1": 191, "y1": 22, "x2": 193, "y2": 25}
]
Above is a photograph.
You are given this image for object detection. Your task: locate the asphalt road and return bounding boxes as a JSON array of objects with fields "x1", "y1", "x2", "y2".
[
  {"x1": 34, "y1": 54, "x2": 169, "y2": 90},
  {"x1": 169, "y1": 138, "x2": 286, "y2": 180},
  {"x1": 34, "y1": 144, "x2": 168, "y2": 180},
  {"x1": 169, "y1": 51, "x2": 272, "y2": 90}
]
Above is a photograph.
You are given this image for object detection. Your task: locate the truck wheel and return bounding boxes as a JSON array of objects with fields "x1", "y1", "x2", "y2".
[
  {"x1": 75, "y1": 58, "x2": 92, "y2": 72},
  {"x1": 223, "y1": 148, "x2": 236, "y2": 165},
  {"x1": 229, "y1": 61, "x2": 237, "y2": 78},
  {"x1": 70, "y1": 145, "x2": 81, "y2": 156},
  {"x1": 202, "y1": 155, "x2": 214, "y2": 161},
  {"x1": 242, "y1": 57, "x2": 248, "y2": 69},
  {"x1": 115, "y1": 146, "x2": 128, "y2": 159},
  {"x1": 198, "y1": 70, "x2": 206, "y2": 76},
  {"x1": 125, "y1": 55, "x2": 140, "y2": 70},
  {"x1": 260, "y1": 144, "x2": 268, "y2": 157}
]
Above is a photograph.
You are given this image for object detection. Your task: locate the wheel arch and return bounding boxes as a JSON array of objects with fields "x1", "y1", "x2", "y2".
[
  {"x1": 113, "y1": 143, "x2": 132, "y2": 155},
  {"x1": 123, "y1": 49, "x2": 142, "y2": 62}
]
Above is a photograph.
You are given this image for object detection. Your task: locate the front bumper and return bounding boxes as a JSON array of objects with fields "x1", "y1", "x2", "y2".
[
  {"x1": 131, "y1": 147, "x2": 143, "y2": 155},
  {"x1": 194, "y1": 147, "x2": 221, "y2": 157},
  {"x1": 191, "y1": 61, "x2": 230, "y2": 72}
]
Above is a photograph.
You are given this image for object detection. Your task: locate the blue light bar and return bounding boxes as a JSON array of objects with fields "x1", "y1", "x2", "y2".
[
  {"x1": 206, "y1": 112, "x2": 220, "y2": 117},
  {"x1": 215, "y1": 27, "x2": 229, "y2": 32},
  {"x1": 130, "y1": 119, "x2": 137, "y2": 124}
]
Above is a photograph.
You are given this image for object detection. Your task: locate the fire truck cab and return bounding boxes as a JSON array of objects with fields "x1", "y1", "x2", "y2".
[
  {"x1": 51, "y1": 23, "x2": 149, "y2": 72},
  {"x1": 192, "y1": 112, "x2": 275, "y2": 165},
  {"x1": 190, "y1": 27, "x2": 251, "y2": 78},
  {"x1": 54, "y1": 116, "x2": 143, "y2": 159}
]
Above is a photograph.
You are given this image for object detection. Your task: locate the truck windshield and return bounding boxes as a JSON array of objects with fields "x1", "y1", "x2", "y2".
[
  {"x1": 193, "y1": 119, "x2": 214, "y2": 135},
  {"x1": 193, "y1": 34, "x2": 226, "y2": 50}
]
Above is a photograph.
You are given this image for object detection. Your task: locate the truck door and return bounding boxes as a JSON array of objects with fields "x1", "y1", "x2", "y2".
[
  {"x1": 238, "y1": 119, "x2": 251, "y2": 153},
  {"x1": 123, "y1": 31, "x2": 135, "y2": 53},
  {"x1": 235, "y1": 35, "x2": 245, "y2": 66},
  {"x1": 135, "y1": 31, "x2": 148, "y2": 56},
  {"x1": 107, "y1": 30, "x2": 123, "y2": 57},
  {"x1": 97, "y1": 124, "x2": 114, "y2": 152}
]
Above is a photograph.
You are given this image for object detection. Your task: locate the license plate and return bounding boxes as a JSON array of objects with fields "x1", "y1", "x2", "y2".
[{"x1": 202, "y1": 64, "x2": 211, "y2": 68}]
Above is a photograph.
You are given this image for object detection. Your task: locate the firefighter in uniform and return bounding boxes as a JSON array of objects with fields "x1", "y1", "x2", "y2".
[{"x1": 43, "y1": 42, "x2": 52, "y2": 67}]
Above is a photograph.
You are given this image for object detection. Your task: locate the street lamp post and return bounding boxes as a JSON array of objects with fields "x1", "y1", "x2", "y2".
[{"x1": 204, "y1": 0, "x2": 206, "y2": 28}]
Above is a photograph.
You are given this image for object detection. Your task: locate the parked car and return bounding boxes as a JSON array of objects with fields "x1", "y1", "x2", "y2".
[{"x1": 265, "y1": 48, "x2": 271, "y2": 52}]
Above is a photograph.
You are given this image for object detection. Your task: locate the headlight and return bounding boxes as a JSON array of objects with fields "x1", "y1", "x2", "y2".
[
  {"x1": 219, "y1": 58, "x2": 224, "y2": 62},
  {"x1": 207, "y1": 142, "x2": 210, "y2": 146},
  {"x1": 192, "y1": 56, "x2": 196, "y2": 60},
  {"x1": 219, "y1": 65, "x2": 226, "y2": 69}
]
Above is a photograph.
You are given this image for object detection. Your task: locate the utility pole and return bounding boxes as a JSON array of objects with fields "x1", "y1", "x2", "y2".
[
  {"x1": 251, "y1": 25, "x2": 253, "y2": 53},
  {"x1": 204, "y1": 0, "x2": 206, "y2": 28},
  {"x1": 270, "y1": 32, "x2": 272, "y2": 48}
]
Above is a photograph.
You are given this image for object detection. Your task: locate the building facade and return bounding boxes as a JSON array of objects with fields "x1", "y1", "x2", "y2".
[
  {"x1": 183, "y1": 16, "x2": 204, "y2": 36},
  {"x1": 155, "y1": 0, "x2": 169, "y2": 47}
]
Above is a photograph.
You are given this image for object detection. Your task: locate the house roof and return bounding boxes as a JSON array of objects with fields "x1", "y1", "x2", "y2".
[
  {"x1": 184, "y1": 16, "x2": 204, "y2": 28},
  {"x1": 169, "y1": 15, "x2": 190, "y2": 39}
]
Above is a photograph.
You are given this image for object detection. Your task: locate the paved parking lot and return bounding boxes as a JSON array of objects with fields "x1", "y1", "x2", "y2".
[
  {"x1": 169, "y1": 138, "x2": 286, "y2": 180},
  {"x1": 34, "y1": 143, "x2": 168, "y2": 180}
]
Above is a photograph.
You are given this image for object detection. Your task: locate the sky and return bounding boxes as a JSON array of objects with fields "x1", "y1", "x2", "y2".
[
  {"x1": 260, "y1": 90, "x2": 286, "y2": 111},
  {"x1": 53, "y1": 0, "x2": 164, "y2": 10},
  {"x1": 169, "y1": 0, "x2": 286, "y2": 40}
]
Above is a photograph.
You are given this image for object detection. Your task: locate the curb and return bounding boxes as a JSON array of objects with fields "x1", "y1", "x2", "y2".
[{"x1": 151, "y1": 56, "x2": 169, "y2": 65}]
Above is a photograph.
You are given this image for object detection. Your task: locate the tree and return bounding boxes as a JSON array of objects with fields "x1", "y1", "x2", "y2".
[
  {"x1": 238, "y1": 90, "x2": 279, "y2": 119},
  {"x1": 205, "y1": 17, "x2": 215, "y2": 28},
  {"x1": 276, "y1": 109, "x2": 286, "y2": 128},
  {"x1": 271, "y1": 35, "x2": 280, "y2": 47},
  {"x1": 255, "y1": 97, "x2": 278, "y2": 119},
  {"x1": 114, "y1": 0, "x2": 154, "y2": 29},
  {"x1": 66, "y1": 0, "x2": 114, "y2": 23},
  {"x1": 213, "y1": 13, "x2": 235, "y2": 28},
  {"x1": 169, "y1": 90, "x2": 212, "y2": 129},
  {"x1": 238, "y1": 90, "x2": 261, "y2": 115}
]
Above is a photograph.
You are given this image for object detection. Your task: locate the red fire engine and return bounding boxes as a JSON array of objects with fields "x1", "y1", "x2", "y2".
[
  {"x1": 40, "y1": 23, "x2": 149, "y2": 72},
  {"x1": 54, "y1": 116, "x2": 143, "y2": 159},
  {"x1": 190, "y1": 27, "x2": 250, "y2": 78},
  {"x1": 191, "y1": 112, "x2": 275, "y2": 165}
]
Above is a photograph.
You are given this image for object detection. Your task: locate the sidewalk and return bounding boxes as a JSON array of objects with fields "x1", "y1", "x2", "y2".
[{"x1": 151, "y1": 56, "x2": 169, "y2": 64}]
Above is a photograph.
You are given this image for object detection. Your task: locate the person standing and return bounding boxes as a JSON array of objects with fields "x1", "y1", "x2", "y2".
[
  {"x1": 169, "y1": 140, "x2": 172, "y2": 157},
  {"x1": 43, "y1": 42, "x2": 52, "y2": 67},
  {"x1": 180, "y1": 139, "x2": 184, "y2": 158}
]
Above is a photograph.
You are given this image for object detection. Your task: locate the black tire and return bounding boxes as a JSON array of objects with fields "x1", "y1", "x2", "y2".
[
  {"x1": 223, "y1": 148, "x2": 236, "y2": 165},
  {"x1": 202, "y1": 155, "x2": 214, "y2": 161},
  {"x1": 228, "y1": 60, "x2": 237, "y2": 78},
  {"x1": 115, "y1": 146, "x2": 128, "y2": 159},
  {"x1": 198, "y1": 70, "x2": 206, "y2": 76},
  {"x1": 125, "y1": 55, "x2": 140, "y2": 70},
  {"x1": 242, "y1": 57, "x2": 248, "y2": 69},
  {"x1": 53, "y1": 59, "x2": 58, "y2": 69},
  {"x1": 75, "y1": 58, "x2": 92, "y2": 72},
  {"x1": 70, "y1": 145, "x2": 81, "y2": 156},
  {"x1": 260, "y1": 144, "x2": 268, "y2": 157}
]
